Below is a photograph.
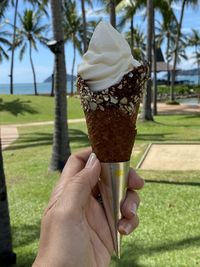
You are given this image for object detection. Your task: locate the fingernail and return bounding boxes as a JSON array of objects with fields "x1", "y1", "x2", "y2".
[
  {"x1": 130, "y1": 203, "x2": 137, "y2": 216},
  {"x1": 85, "y1": 153, "x2": 97, "y2": 168},
  {"x1": 120, "y1": 222, "x2": 132, "y2": 235}
]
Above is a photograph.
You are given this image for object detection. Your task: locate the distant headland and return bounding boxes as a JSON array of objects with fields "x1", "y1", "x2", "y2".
[{"x1": 43, "y1": 74, "x2": 76, "y2": 83}]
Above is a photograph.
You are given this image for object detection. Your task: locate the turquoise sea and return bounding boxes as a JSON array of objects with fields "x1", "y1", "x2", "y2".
[
  {"x1": 0, "y1": 81, "x2": 75, "y2": 95},
  {"x1": 0, "y1": 75, "x2": 199, "y2": 95}
]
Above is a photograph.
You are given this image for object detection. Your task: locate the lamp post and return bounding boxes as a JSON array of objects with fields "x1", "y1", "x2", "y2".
[{"x1": 47, "y1": 40, "x2": 63, "y2": 96}]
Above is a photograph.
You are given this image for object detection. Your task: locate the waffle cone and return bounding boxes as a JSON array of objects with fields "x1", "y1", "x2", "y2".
[{"x1": 85, "y1": 103, "x2": 139, "y2": 162}]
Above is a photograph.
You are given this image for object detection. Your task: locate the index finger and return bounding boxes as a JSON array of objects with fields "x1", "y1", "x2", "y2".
[
  {"x1": 45, "y1": 147, "x2": 93, "y2": 211},
  {"x1": 61, "y1": 147, "x2": 92, "y2": 180}
]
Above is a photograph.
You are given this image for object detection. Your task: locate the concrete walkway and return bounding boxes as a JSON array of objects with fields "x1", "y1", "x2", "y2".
[
  {"x1": 1, "y1": 102, "x2": 199, "y2": 154},
  {"x1": 157, "y1": 103, "x2": 200, "y2": 115},
  {"x1": 0, "y1": 118, "x2": 86, "y2": 150},
  {"x1": 137, "y1": 143, "x2": 200, "y2": 170},
  {"x1": 0, "y1": 126, "x2": 19, "y2": 150}
]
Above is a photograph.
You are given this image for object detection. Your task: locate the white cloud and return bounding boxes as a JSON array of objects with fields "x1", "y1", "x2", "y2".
[{"x1": 171, "y1": 3, "x2": 182, "y2": 11}]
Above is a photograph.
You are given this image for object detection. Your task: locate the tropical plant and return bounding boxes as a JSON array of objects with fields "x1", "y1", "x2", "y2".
[
  {"x1": 170, "y1": 0, "x2": 199, "y2": 101},
  {"x1": 14, "y1": 9, "x2": 49, "y2": 95},
  {"x1": 0, "y1": 140, "x2": 16, "y2": 265},
  {"x1": 63, "y1": 0, "x2": 82, "y2": 95},
  {"x1": 0, "y1": 24, "x2": 10, "y2": 63},
  {"x1": 49, "y1": 0, "x2": 71, "y2": 171},
  {"x1": 9, "y1": 0, "x2": 49, "y2": 94},
  {"x1": 187, "y1": 29, "x2": 200, "y2": 85}
]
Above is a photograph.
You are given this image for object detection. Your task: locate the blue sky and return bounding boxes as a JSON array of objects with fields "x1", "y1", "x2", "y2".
[{"x1": 0, "y1": 2, "x2": 200, "y2": 84}]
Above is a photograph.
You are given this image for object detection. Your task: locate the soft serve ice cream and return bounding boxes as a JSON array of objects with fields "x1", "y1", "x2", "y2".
[
  {"x1": 78, "y1": 21, "x2": 141, "y2": 92},
  {"x1": 77, "y1": 21, "x2": 148, "y2": 162}
]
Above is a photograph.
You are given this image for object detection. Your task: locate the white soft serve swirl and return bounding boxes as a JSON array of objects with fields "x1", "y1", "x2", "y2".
[{"x1": 78, "y1": 21, "x2": 141, "y2": 92}]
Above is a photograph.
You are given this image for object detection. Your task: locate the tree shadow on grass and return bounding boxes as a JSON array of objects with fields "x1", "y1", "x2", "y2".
[
  {"x1": 12, "y1": 222, "x2": 40, "y2": 267},
  {"x1": 12, "y1": 223, "x2": 39, "y2": 249},
  {"x1": 137, "y1": 133, "x2": 173, "y2": 142},
  {"x1": 0, "y1": 98, "x2": 38, "y2": 116},
  {"x1": 145, "y1": 179, "x2": 200, "y2": 187},
  {"x1": 11, "y1": 223, "x2": 39, "y2": 267},
  {"x1": 5, "y1": 128, "x2": 89, "y2": 151},
  {"x1": 111, "y1": 235, "x2": 200, "y2": 267}
]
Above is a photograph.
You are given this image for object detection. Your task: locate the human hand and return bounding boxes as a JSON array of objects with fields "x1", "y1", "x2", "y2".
[{"x1": 33, "y1": 148, "x2": 144, "y2": 267}]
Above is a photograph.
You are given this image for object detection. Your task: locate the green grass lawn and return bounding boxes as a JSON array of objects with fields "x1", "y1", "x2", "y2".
[
  {"x1": 3, "y1": 112, "x2": 200, "y2": 267},
  {"x1": 0, "y1": 94, "x2": 84, "y2": 124}
]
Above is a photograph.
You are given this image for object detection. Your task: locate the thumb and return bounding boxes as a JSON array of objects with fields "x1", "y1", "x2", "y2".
[{"x1": 62, "y1": 153, "x2": 101, "y2": 207}]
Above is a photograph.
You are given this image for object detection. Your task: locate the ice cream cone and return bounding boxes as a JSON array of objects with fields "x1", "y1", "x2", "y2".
[{"x1": 77, "y1": 64, "x2": 148, "y2": 257}]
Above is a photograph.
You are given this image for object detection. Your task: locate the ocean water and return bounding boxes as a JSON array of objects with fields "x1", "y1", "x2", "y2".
[
  {"x1": 0, "y1": 75, "x2": 199, "y2": 95},
  {"x1": 176, "y1": 75, "x2": 199, "y2": 84},
  {"x1": 0, "y1": 81, "x2": 76, "y2": 95}
]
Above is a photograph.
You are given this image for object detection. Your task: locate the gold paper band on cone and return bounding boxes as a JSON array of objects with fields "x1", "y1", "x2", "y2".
[{"x1": 99, "y1": 161, "x2": 130, "y2": 258}]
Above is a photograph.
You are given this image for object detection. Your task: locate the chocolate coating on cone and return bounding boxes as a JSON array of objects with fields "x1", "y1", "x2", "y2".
[
  {"x1": 85, "y1": 104, "x2": 139, "y2": 162},
  {"x1": 78, "y1": 64, "x2": 148, "y2": 162}
]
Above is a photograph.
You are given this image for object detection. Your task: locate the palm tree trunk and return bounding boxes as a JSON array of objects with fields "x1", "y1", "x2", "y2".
[
  {"x1": 50, "y1": 0, "x2": 71, "y2": 171},
  {"x1": 71, "y1": 35, "x2": 76, "y2": 96},
  {"x1": 141, "y1": 0, "x2": 153, "y2": 121},
  {"x1": 9, "y1": 0, "x2": 19, "y2": 95},
  {"x1": 166, "y1": 33, "x2": 170, "y2": 86},
  {"x1": 198, "y1": 61, "x2": 200, "y2": 103},
  {"x1": 81, "y1": 0, "x2": 87, "y2": 53},
  {"x1": 152, "y1": 9, "x2": 157, "y2": 116},
  {"x1": 170, "y1": 0, "x2": 186, "y2": 101},
  {"x1": 29, "y1": 41, "x2": 38, "y2": 95},
  {"x1": 0, "y1": 139, "x2": 16, "y2": 265},
  {"x1": 51, "y1": 62, "x2": 55, "y2": 97},
  {"x1": 110, "y1": 0, "x2": 116, "y2": 28},
  {"x1": 130, "y1": 15, "x2": 134, "y2": 55}
]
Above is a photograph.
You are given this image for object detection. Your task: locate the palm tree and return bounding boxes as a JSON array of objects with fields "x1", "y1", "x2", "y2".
[
  {"x1": 0, "y1": 139, "x2": 16, "y2": 265},
  {"x1": 63, "y1": 0, "x2": 82, "y2": 95},
  {"x1": 49, "y1": 0, "x2": 71, "y2": 171},
  {"x1": 0, "y1": 24, "x2": 10, "y2": 63},
  {"x1": 170, "y1": 0, "x2": 199, "y2": 101},
  {"x1": 125, "y1": 26, "x2": 146, "y2": 60},
  {"x1": 9, "y1": 0, "x2": 18, "y2": 95},
  {"x1": 188, "y1": 29, "x2": 200, "y2": 85},
  {"x1": 15, "y1": 9, "x2": 49, "y2": 95},
  {"x1": 117, "y1": 0, "x2": 138, "y2": 55},
  {"x1": 110, "y1": 0, "x2": 116, "y2": 27},
  {"x1": 141, "y1": 0, "x2": 154, "y2": 121},
  {"x1": 9, "y1": 0, "x2": 49, "y2": 95},
  {"x1": 156, "y1": 12, "x2": 178, "y2": 86},
  {"x1": 81, "y1": 0, "x2": 87, "y2": 53},
  {"x1": 80, "y1": 0, "x2": 92, "y2": 53},
  {"x1": 150, "y1": 1, "x2": 173, "y2": 114}
]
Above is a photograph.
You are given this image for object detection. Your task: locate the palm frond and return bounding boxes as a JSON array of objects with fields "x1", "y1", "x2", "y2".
[
  {"x1": 0, "y1": 0, "x2": 9, "y2": 20},
  {"x1": 19, "y1": 43, "x2": 27, "y2": 60},
  {"x1": 0, "y1": 46, "x2": 9, "y2": 61}
]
